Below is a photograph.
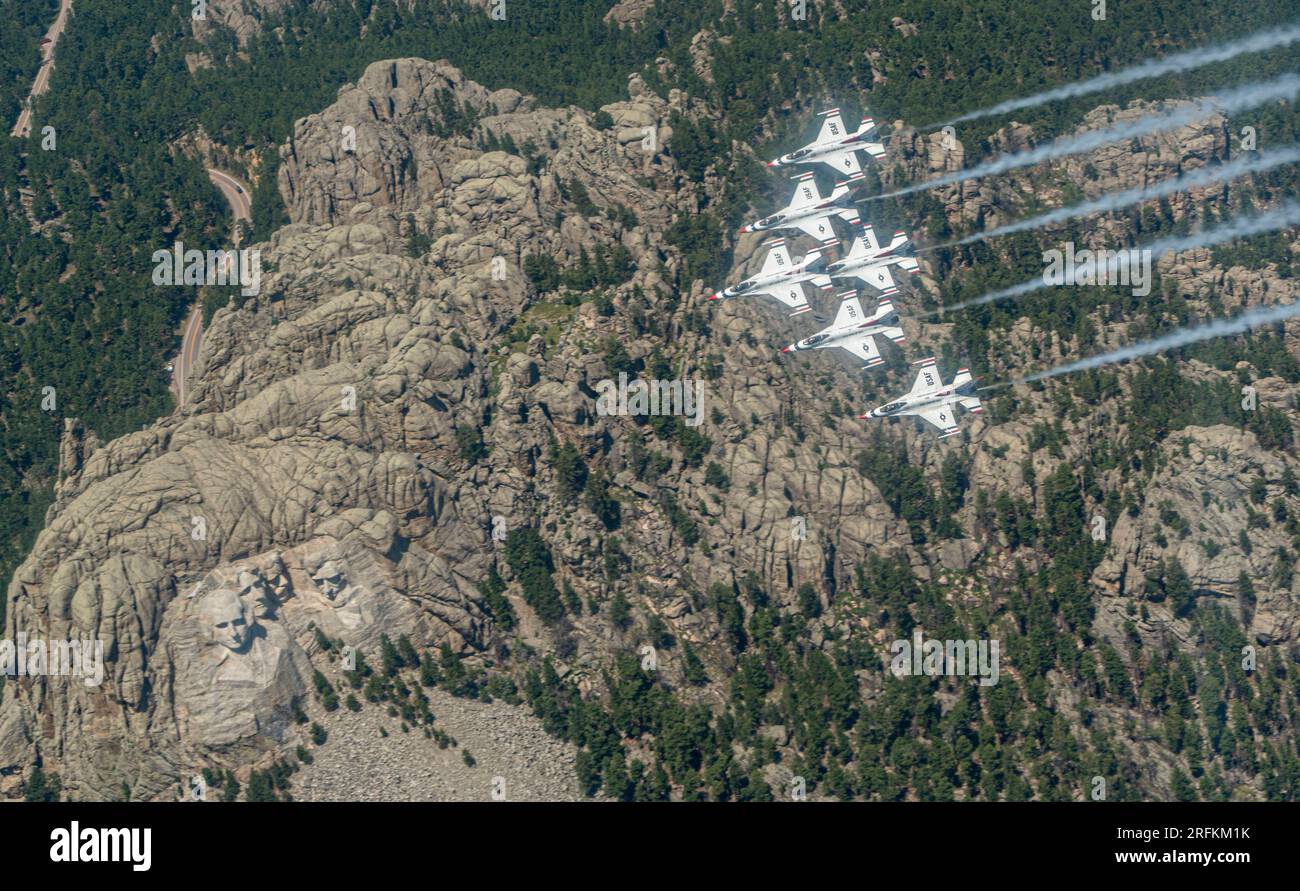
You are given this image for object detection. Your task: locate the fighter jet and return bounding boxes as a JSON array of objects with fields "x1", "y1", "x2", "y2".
[
  {"x1": 780, "y1": 291, "x2": 904, "y2": 368},
  {"x1": 826, "y1": 221, "x2": 919, "y2": 293},
  {"x1": 859, "y1": 356, "x2": 982, "y2": 439},
  {"x1": 709, "y1": 237, "x2": 832, "y2": 315},
  {"x1": 767, "y1": 107, "x2": 887, "y2": 176},
  {"x1": 740, "y1": 172, "x2": 863, "y2": 242}
]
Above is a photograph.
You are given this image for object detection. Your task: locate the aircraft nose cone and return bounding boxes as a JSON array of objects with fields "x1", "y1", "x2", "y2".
[
  {"x1": 709, "y1": 291, "x2": 722, "y2": 301},
  {"x1": 781, "y1": 345, "x2": 792, "y2": 353},
  {"x1": 766, "y1": 160, "x2": 777, "y2": 168}
]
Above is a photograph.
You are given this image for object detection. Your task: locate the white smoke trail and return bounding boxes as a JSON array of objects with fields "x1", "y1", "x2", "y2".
[
  {"x1": 873, "y1": 73, "x2": 1300, "y2": 203},
  {"x1": 946, "y1": 144, "x2": 1300, "y2": 248},
  {"x1": 926, "y1": 278, "x2": 1043, "y2": 318},
  {"x1": 925, "y1": 199, "x2": 1300, "y2": 317},
  {"x1": 940, "y1": 23, "x2": 1300, "y2": 127},
  {"x1": 1021, "y1": 298, "x2": 1300, "y2": 383}
]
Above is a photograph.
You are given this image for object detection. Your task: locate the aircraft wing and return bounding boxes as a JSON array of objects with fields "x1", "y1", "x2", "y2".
[
  {"x1": 909, "y1": 358, "x2": 941, "y2": 396},
  {"x1": 759, "y1": 241, "x2": 793, "y2": 276},
  {"x1": 916, "y1": 404, "x2": 960, "y2": 438},
  {"x1": 753, "y1": 282, "x2": 812, "y2": 315},
  {"x1": 841, "y1": 227, "x2": 879, "y2": 263},
  {"x1": 821, "y1": 149, "x2": 862, "y2": 176},
  {"x1": 859, "y1": 224, "x2": 883, "y2": 255},
  {"x1": 836, "y1": 262, "x2": 898, "y2": 294},
  {"x1": 793, "y1": 213, "x2": 837, "y2": 242},
  {"x1": 861, "y1": 264, "x2": 897, "y2": 293},
  {"x1": 788, "y1": 174, "x2": 822, "y2": 210},
  {"x1": 816, "y1": 109, "x2": 848, "y2": 146},
  {"x1": 839, "y1": 332, "x2": 883, "y2": 367},
  {"x1": 832, "y1": 294, "x2": 866, "y2": 328}
]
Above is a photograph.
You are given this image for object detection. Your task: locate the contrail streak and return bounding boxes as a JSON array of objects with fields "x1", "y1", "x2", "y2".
[
  {"x1": 871, "y1": 73, "x2": 1300, "y2": 203},
  {"x1": 924, "y1": 199, "x2": 1300, "y2": 317},
  {"x1": 942, "y1": 145, "x2": 1300, "y2": 248},
  {"x1": 939, "y1": 23, "x2": 1300, "y2": 127},
  {"x1": 1021, "y1": 298, "x2": 1300, "y2": 383}
]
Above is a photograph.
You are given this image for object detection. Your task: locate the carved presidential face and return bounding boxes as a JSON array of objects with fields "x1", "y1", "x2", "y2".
[
  {"x1": 236, "y1": 568, "x2": 275, "y2": 609},
  {"x1": 310, "y1": 560, "x2": 349, "y2": 602},
  {"x1": 200, "y1": 588, "x2": 255, "y2": 653}
]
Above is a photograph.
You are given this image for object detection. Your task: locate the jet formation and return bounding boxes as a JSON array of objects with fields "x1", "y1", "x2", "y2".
[{"x1": 711, "y1": 108, "x2": 981, "y2": 438}]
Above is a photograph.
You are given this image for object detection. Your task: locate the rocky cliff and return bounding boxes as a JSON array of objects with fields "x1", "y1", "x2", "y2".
[{"x1": 2, "y1": 52, "x2": 1297, "y2": 800}]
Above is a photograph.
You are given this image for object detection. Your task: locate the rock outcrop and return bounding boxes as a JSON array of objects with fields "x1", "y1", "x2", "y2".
[
  {"x1": 3, "y1": 48, "x2": 1298, "y2": 802},
  {"x1": 0, "y1": 56, "x2": 906, "y2": 799}
]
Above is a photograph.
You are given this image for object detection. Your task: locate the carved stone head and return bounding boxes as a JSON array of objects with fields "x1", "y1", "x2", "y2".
[
  {"x1": 311, "y1": 560, "x2": 349, "y2": 601},
  {"x1": 198, "y1": 587, "x2": 256, "y2": 653}
]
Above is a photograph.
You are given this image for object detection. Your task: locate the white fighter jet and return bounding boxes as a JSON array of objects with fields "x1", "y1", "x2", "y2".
[
  {"x1": 740, "y1": 171, "x2": 863, "y2": 242},
  {"x1": 780, "y1": 291, "x2": 905, "y2": 368},
  {"x1": 825, "y1": 220, "x2": 919, "y2": 293},
  {"x1": 859, "y1": 357, "x2": 982, "y2": 439},
  {"x1": 767, "y1": 107, "x2": 887, "y2": 176},
  {"x1": 709, "y1": 237, "x2": 832, "y2": 316}
]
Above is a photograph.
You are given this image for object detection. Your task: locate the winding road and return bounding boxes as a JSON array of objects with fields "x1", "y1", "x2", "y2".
[
  {"x1": 208, "y1": 167, "x2": 253, "y2": 224},
  {"x1": 171, "y1": 168, "x2": 253, "y2": 408},
  {"x1": 7, "y1": 0, "x2": 252, "y2": 411},
  {"x1": 10, "y1": 0, "x2": 73, "y2": 139}
]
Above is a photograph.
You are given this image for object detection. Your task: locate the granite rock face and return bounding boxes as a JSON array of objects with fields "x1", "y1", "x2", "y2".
[
  {"x1": 3, "y1": 51, "x2": 1299, "y2": 801},
  {"x1": 0, "y1": 58, "x2": 740, "y2": 799},
  {"x1": 888, "y1": 99, "x2": 1229, "y2": 231},
  {"x1": 1093, "y1": 424, "x2": 1300, "y2": 649},
  {"x1": 190, "y1": 0, "x2": 305, "y2": 47}
]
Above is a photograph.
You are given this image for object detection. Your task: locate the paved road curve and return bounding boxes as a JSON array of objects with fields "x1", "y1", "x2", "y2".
[
  {"x1": 208, "y1": 167, "x2": 253, "y2": 224},
  {"x1": 11, "y1": 0, "x2": 74, "y2": 139},
  {"x1": 171, "y1": 169, "x2": 253, "y2": 408}
]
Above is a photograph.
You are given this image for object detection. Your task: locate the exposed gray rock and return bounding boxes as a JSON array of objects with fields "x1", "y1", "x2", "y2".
[{"x1": 5, "y1": 47, "x2": 1298, "y2": 805}]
